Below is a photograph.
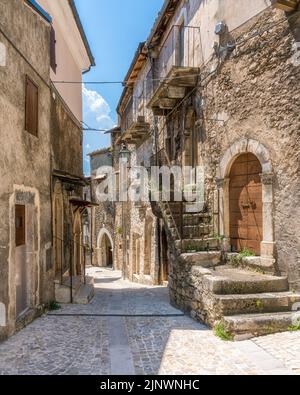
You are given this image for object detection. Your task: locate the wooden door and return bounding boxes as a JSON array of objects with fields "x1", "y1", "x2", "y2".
[{"x1": 229, "y1": 153, "x2": 262, "y2": 255}]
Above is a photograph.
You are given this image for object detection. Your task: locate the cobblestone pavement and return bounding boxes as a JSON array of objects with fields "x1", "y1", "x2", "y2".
[{"x1": 0, "y1": 267, "x2": 300, "y2": 375}]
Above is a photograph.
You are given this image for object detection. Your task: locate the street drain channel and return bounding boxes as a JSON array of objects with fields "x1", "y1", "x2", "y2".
[{"x1": 47, "y1": 313, "x2": 186, "y2": 318}]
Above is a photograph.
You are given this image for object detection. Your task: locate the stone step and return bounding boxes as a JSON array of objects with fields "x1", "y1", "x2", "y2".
[
  {"x1": 214, "y1": 292, "x2": 300, "y2": 316},
  {"x1": 183, "y1": 213, "x2": 211, "y2": 226},
  {"x1": 204, "y1": 267, "x2": 289, "y2": 295},
  {"x1": 221, "y1": 312, "x2": 300, "y2": 340},
  {"x1": 180, "y1": 251, "x2": 222, "y2": 268},
  {"x1": 175, "y1": 238, "x2": 219, "y2": 252},
  {"x1": 182, "y1": 225, "x2": 212, "y2": 239},
  {"x1": 74, "y1": 283, "x2": 94, "y2": 305}
]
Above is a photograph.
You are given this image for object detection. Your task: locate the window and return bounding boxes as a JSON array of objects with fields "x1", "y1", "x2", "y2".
[
  {"x1": 50, "y1": 26, "x2": 57, "y2": 73},
  {"x1": 25, "y1": 76, "x2": 39, "y2": 136},
  {"x1": 15, "y1": 205, "x2": 26, "y2": 247}
]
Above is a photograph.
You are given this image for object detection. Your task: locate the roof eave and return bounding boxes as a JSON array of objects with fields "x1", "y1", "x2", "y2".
[{"x1": 68, "y1": 0, "x2": 96, "y2": 68}]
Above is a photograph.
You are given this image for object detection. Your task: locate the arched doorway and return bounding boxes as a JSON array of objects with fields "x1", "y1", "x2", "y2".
[
  {"x1": 97, "y1": 229, "x2": 114, "y2": 267},
  {"x1": 161, "y1": 226, "x2": 170, "y2": 283},
  {"x1": 73, "y1": 212, "x2": 82, "y2": 276},
  {"x1": 217, "y1": 138, "x2": 275, "y2": 262},
  {"x1": 53, "y1": 181, "x2": 63, "y2": 278},
  {"x1": 229, "y1": 153, "x2": 262, "y2": 255},
  {"x1": 144, "y1": 217, "x2": 153, "y2": 276},
  {"x1": 101, "y1": 234, "x2": 113, "y2": 267}
]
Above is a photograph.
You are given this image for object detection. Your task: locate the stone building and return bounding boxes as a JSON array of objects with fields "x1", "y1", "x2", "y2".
[
  {"x1": 88, "y1": 148, "x2": 115, "y2": 268},
  {"x1": 115, "y1": 0, "x2": 300, "y2": 337},
  {"x1": 114, "y1": 43, "x2": 170, "y2": 285},
  {"x1": 0, "y1": 0, "x2": 94, "y2": 340}
]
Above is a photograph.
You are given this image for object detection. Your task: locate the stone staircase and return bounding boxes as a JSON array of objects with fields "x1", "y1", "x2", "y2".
[
  {"x1": 169, "y1": 258, "x2": 300, "y2": 340},
  {"x1": 155, "y1": 200, "x2": 300, "y2": 340},
  {"x1": 163, "y1": 202, "x2": 218, "y2": 252},
  {"x1": 54, "y1": 275, "x2": 94, "y2": 305}
]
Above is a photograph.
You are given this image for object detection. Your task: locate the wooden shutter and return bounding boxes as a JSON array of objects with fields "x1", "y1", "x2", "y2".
[
  {"x1": 15, "y1": 205, "x2": 26, "y2": 247},
  {"x1": 25, "y1": 76, "x2": 39, "y2": 136},
  {"x1": 50, "y1": 26, "x2": 57, "y2": 73}
]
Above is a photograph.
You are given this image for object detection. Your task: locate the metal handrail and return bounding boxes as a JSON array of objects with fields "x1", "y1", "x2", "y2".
[
  {"x1": 53, "y1": 235, "x2": 90, "y2": 303},
  {"x1": 121, "y1": 95, "x2": 146, "y2": 133},
  {"x1": 146, "y1": 24, "x2": 201, "y2": 102}
]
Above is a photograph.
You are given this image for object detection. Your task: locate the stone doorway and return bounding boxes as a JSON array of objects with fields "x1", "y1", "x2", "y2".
[
  {"x1": 101, "y1": 234, "x2": 113, "y2": 268},
  {"x1": 97, "y1": 229, "x2": 114, "y2": 268},
  {"x1": 160, "y1": 226, "x2": 170, "y2": 283},
  {"x1": 229, "y1": 153, "x2": 263, "y2": 255},
  {"x1": 73, "y1": 212, "x2": 82, "y2": 276},
  {"x1": 53, "y1": 181, "x2": 63, "y2": 279},
  {"x1": 218, "y1": 138, "x2": 275, "y2": 265},
  {"x1": 144, "y1": 217, "x2": 153, "y2": 276}
]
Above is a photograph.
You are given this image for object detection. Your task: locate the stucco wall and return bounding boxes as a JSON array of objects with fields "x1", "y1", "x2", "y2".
[
  {"x1": 51, "y1": 90, "x2": 83, "y2": 178},
  {"x1": 38, "y1": 0, "x2": 86, "y2": 121}
]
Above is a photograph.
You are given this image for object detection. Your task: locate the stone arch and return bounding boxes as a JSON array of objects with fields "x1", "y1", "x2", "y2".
[
  {"x1": 96, "y1": 228, "x2": 114, "y2": 267},
  {"x1": 217, "y1": 138, "x2": 275, "y2": 262},
  {"x1": 144, "y1": 215, "x2": 154, "y2": 276},
  {"x1": 218, "y1": 138, "x2": 273, "y2": 179},
  {"x1": 53, "y1": 181, "x2": 64, "y2": 278}
]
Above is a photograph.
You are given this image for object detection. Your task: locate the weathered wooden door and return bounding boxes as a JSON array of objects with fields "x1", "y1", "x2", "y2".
[{"x1": 229, "y1": 153, "x2": 262, "y2": 255}]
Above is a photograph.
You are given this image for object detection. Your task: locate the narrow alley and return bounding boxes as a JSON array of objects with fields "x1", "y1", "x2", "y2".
[{"x1": 0, "y1": 268, "x2": 299, "y2": 376}]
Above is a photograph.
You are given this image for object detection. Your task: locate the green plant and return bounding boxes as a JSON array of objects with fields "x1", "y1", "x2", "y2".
[
  {"x1": 48, "y1": 301, "x2": 61, "y2": 311},
  {"x1": 256, "y1": 300, "x2": 263, "y2": 309},
  {"x1": 117, "y1": 227, "x2": 123, "y2": 235},
  {"x1": 230, "y1": 254, "x2": 243, "y2": 268},
  {"x1": 239, "y1": 248, "x2": 256, "y2": 258},
  {"x1": 288, "y1": 318, "x2": 300, "y2": 332},
  {"x1": 214, "y1": 322, "x2": 233, "y2": 341},
  {"x1": 213, "y1": 234, "x2": 225, "y2": 242}
]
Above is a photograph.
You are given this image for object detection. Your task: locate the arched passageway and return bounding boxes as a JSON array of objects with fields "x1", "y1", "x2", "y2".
[{"x1": 97, "y1": 229, "x2": 114, "y2": 267}]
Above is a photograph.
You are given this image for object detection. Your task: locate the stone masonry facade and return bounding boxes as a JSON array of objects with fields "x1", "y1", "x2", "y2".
[
  {"x1": 115, "y1": 0, "x2": 300, "y2": 337},
  {"x1": 0, "y1": 0, "x2": 93, "y2": 340}
]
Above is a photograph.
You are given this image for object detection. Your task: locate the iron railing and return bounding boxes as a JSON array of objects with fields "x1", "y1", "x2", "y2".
[
  {"x1": 121, "y1": 95, "x2": 147, "y2": 133},
  {"x1": 149, "y1": 147, "x2": 220, "y2": 252},
  {"x1": 53, "y1": 235, "x2": 90, "y2": 303},
  {"x1": 146, "y1": 25, "x2": 201, "y2": 102}
]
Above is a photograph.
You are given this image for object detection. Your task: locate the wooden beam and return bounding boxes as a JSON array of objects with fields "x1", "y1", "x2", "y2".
[
  {"x1": 168, "y1": 86, "x2": 186, "y2": 99},
  {"x1": 271, "y1": 0, "x2": 298, "y2": 11},
  {"x1": 159, "y1": 98, "x2": 177, "y2": 109}
]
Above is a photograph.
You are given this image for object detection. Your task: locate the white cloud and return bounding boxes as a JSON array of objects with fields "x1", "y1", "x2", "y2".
[
  {"x1": 85, "y1": 143, "x2": 91, "y2": 150},
  {"x1": 83, "y1": 85, "x2": 115, "y2": 130}
]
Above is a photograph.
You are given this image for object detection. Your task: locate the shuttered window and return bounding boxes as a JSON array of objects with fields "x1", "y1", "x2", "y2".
[
  {"x1": 25, "y1": 76, "x2": 39, "y2": 136},
  {"x1": 50, "y1": 26, "x2": 57, "y2": 73},
  {"x1": 15, "y1": 205, "x2": 26, "y2": 247}
]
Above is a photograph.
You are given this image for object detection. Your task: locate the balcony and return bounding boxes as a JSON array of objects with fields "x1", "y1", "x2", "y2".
[
  {"x1": 146, "y1": 25, "x2": 201, "y2": 114},
  {"x1": 120, "y1": 96, "x2": 150, "y2": 145}
]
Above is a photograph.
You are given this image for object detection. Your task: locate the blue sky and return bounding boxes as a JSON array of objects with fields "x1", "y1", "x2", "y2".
[{"x1": 74, "y1": 0, "x2": 164, "y2": 175}]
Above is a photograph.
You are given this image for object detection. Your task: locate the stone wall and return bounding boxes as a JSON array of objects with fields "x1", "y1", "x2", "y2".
[
  {"x1": 168, "y1": 8, "x2": 300, "y2": 321},
  {"x1": 201, "y1": 8, "x2": 300, "y2": 288},
  {"x1": 0, "y1": 0, "x2": 52, "y2": 340}
]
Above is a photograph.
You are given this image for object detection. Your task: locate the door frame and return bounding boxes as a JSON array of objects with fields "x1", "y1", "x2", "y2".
[
  {"x1": 229, "y1": 153, "x2": 263, "y2": 255},
  {"x1": 96, "y1": 228, "x2": 114, "y2": 267},
  {"x1": 217, "y1": 139, "x2": 275, "y2": 261},
  {"x1": 8, "y1": 186, "x2": 40, "y2": 333}
]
